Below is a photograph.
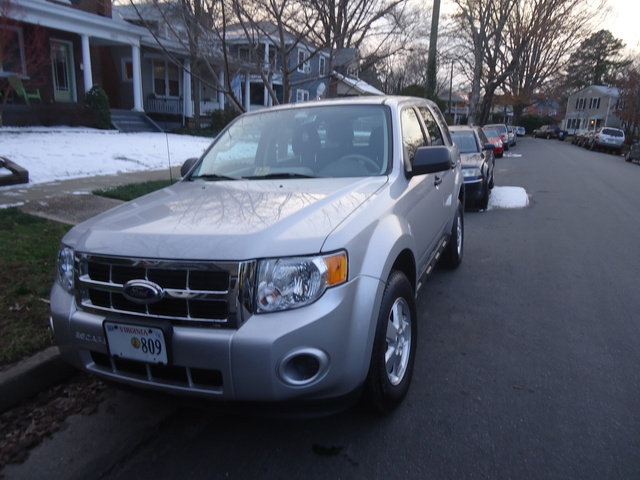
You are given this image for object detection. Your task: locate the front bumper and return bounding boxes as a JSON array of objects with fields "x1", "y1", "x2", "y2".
[
  {"x1": 50, "y1": 274, "x2": 383, "y2": 404},
  {"x1": 463, "y1": 178, "x2": 485, "y2": 201}
]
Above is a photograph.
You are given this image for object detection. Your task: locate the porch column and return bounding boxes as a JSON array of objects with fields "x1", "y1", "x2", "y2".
[
  {"x1": 183, "y1": 58, "x2": 193, "y2": 119},
  {"x1": 131, "y1": 44, "x2": 143, "y2": 112},
  {"x1": 218, "y1": 71, "x2": 225, "y2": 108},
  {"x1": 81, "y1": 35, "x2": 93, "y2": 92},
  {"x1": 244, "y1": 72, "x2": 250, "y2": 111}
]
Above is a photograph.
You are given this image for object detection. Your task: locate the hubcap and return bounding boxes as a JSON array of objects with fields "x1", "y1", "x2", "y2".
[
  {"x1": 455, "y1": 215, "x2": 463, "y2": 255},
  {"x1": 385, "y1": 297, "x2": 412, "y2": 386}
]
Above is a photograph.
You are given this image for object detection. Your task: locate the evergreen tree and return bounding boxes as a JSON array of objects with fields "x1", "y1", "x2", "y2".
[{"x1": 565, "y1": 29, "x2": 630, "y2": 89}]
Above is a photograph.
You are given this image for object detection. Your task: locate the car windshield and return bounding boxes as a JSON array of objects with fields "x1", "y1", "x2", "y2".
[
  {"x1": 189, "y1": 104, "x2": 391, "y2": 180},
  {"x1": 451, "y1": 131, "x2": 479, "y2": 153},
  {"x1": 483, "y1": 128, "x2": 500, "y2": 138}
]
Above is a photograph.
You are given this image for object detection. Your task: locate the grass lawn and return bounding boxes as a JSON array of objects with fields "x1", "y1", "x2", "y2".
[
  {"x1": 93, "y1": 178, "x2": 176, "y2": 201},
  {"x1": 0, "y1": 180, "x2": 175, "y2": 367},
  {"x1": 0, "y1": 208, "x2": 71, "y2": 367}
]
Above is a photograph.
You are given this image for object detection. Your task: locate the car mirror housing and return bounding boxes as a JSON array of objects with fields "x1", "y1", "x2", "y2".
[
  {"x1": 181, "y1": 157, "x2": 199, "y2": 177},
  {"x1": 411, "y1": 146, "x2": 453, "y2": 176},
  {"x1": 483, "y1": 143, "x2": 495, "y2": 151}
]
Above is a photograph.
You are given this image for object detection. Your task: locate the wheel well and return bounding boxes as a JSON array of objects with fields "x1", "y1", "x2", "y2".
[
  {"x1": 458, "y1": 184, "x2": 465, "y2": 207},
  {"x1": 391, "y1": 249, "x2": 416, "y2": 292}
]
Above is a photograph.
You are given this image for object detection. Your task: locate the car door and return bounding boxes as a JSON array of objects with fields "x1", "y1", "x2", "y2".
[
  {"x1": 399, "y1": 106, "x2": 443, "y2": 269},
  {"x1": 417, "y1": 105, "x2": 455, "y2": 241}
]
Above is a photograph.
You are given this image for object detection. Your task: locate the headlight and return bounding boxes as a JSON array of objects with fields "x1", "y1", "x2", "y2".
[
  {"x1": 56, "y1": 246, "x2": 75, "y2": 294},
  {"x1": 462, "y1": 167, "x2": 482, "y2": 178},
  {"x1": 256, "y1": 251, "x2": 347, "y2": 313}
]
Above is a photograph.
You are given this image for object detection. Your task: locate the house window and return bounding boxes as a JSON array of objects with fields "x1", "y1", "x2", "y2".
[
  {"x1": 297, "y1": 50, "x2": 310, "y2": 73},
  {"x1": 319, "y1": 57, "x2": 326, "y2": 76},
  {"x1": 0, "y1": 25, "x2": 27, "y2": 76},
  {"x1": 153, "y1": 59, "x2": 180, "y2": 97},
  {"x1": 238, "y1": 47, "x2": 250, "y2": 62},
  {"x1": 296, "y1": 89, "x2": 309, "y2": 102},
  {"x1": 589, "y1": 98, "x2": 600, "y2": 109},
  {"x1": 122, "y1": 59, "x2": 133, "y2": 82}
]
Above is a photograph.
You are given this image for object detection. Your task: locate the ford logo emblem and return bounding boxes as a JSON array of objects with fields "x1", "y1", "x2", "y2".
[{"x1": 122, "y1": 280, "x2": 164, "y2": 305}]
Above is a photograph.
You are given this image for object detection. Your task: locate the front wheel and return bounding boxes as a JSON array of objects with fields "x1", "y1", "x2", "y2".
[
  {"x1": 364, "y1": 271, "x2": 417, "y2": 413},
  {"x1": 442, "y1": 199, "x2": 464, "y2": 269}
]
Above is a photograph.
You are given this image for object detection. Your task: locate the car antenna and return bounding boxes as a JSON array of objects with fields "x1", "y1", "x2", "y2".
[{"x1": 165, "y1": 130, "x2": 173, "y2": 183}]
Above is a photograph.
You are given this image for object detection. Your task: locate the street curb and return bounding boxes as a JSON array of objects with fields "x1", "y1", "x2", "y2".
[{"x1": 0, "y1": 346, "x2": 76, "y2": 413}]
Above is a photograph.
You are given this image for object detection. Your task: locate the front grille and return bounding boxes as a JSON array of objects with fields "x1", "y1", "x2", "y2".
[
  {"x1": 76, "y1": 254, "x2": 256, "y2": 328},
  {"x1": 90, "y1": 351, "x2": 223, "y2": 391}
]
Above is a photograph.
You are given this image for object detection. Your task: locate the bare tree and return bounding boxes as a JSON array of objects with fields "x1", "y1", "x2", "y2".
[
  {"x1": 301, "y1": 0, "x2": 418, "y2": 91},
  {"x1": 503, "y1": 0, "x2": 608, "y2": 125},
  {"x1": 616, "y1": 61, "x2": 640, "y2": 138},
  {"x1": 449, "y1": 0, "x2": 606, "y2": 125},
  {"x1": 449, "y1": 0, "x2": 518, "y2": 124}
]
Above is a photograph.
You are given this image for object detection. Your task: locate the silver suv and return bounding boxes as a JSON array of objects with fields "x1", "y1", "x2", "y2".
[
  {"x1": 590, "y1": 127, "x2": 625, "y2": 155},
  {"x1": 51, "y1": 96, "x2": 465, "y2": 413}
]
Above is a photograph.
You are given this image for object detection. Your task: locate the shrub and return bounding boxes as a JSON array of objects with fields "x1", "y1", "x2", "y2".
[{"x1": 85, "y1": 85, "x2": 111, "y2": 129}]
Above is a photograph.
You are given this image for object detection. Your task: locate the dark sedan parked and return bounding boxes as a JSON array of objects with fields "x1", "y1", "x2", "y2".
[
  {"x1": 533, "y1": 125, "x2": 567, "y2": 140},
  {"x1": 450, "y1": 125, "x2": 495, "y2": 209}
]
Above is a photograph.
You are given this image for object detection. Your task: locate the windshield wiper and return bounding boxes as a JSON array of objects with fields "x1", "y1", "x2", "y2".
[
  {"x1": 244, "y1": 173, "x2": 317, "y2": 179},
  {"x1": 190, "y1": 174, "x2": 237, "y2": 181}
]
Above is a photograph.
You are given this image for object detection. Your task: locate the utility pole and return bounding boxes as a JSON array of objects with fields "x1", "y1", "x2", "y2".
[{"x1": 425, "y1": 0, "x2": 441, "y2": 101}]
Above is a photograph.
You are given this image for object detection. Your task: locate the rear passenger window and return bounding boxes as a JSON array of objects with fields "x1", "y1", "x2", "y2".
[
  {"x1": 401, "y1": 108, "x2": 427, "y2": 166},
  {"x1": 418, "y1": 106, "x2": 444, "y2": 146}
]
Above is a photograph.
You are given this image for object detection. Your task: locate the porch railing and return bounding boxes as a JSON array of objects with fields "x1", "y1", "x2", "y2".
[{"x1": 146, "y1": 98, "x2": 222, "y2": 116}]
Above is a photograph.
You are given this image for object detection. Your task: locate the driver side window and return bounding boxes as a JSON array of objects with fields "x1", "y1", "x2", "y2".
[{"x1": 401, "y1": 108, "x2": 427, "y2": 166}]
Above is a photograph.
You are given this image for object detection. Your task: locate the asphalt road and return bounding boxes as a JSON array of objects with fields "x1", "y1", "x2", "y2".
[{"x1": 5, "y1": 136, "x2": 640, "y2": 479}]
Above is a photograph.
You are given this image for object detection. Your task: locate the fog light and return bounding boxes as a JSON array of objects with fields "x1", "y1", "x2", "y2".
[{"x1": 278, "y1": 348, "x2": 329, "y2": 386}]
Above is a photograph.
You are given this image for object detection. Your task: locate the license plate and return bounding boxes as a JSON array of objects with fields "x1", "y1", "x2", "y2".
[{"x1": 104, "y1": 322, "x2": 168, "y2": 364}]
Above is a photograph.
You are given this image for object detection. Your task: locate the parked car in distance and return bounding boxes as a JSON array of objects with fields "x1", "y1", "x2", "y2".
[
  {"x1": 484, "y1": 123, "x2": 510, "y2": 150},
  {"x1": 625, "y1": 142, "x2": 640, "y2": 163},
  {"x1": 580, "y1": 130, "x2": 596, "y2": 150},
  {"x1": 589, "y1": 127, "x2": 625, "y2": 155},
  {"x1": 50, "y1": 96, "x2": 466, "y2": 414},
  {"x1": 507, "y1": 126, "x2": 517, "y2": 147},
  {"x1": 533, "y1": 125, "x2": 562, "y2": 139},
  {"x1": 516, "y1": 126, "x2": 526, "y2": 136},
  {"x1": 571, "y1": 129, "x2": 590, "y2": 146},
  {"x1": 450, "y1": 125, "x2": 496, "y2": 210},
  {"x1": 532, "y1": 125, "x2": 567, "y2": 140},
  {"x1": 483, "y1": 127, "x2": 504, "y2": 158}
]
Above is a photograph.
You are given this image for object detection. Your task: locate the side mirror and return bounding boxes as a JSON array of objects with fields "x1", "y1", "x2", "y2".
[
  {"x1": 411, "y1": 146, "x2": 453, "y2": 176},
  {"x1": 181, "y1": 157, "x2": 198, "y2": 177},
  {"x1": 483, "y1": 143, "x2": 495, "y2": 151}
]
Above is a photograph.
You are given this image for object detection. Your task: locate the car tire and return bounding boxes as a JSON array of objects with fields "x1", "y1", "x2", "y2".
[
  {"x1": 442, "y1": 199, "x2": 464, "y2": 269},
  {"x1": 625, "y1": 152, "x2": 632, "y2": 162},
  {"x1": 488, "y1": 168, "x2": 495, "y2": 189},
  {"x1": 364, "y1": 270, "x2": 417, "y2": 414}
]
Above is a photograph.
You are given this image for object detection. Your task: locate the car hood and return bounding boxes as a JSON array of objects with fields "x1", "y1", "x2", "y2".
[
  {"x1": 63, "y1": 177, "x2": 387, "y2": 260},
  {"x1": 460, "y1": 152, "x2": 485, "y2": 168}
]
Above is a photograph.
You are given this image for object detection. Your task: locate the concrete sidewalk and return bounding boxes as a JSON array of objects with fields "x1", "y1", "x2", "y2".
[
  {"x1": 0, "y1": 167, "x2": 180, "y2": 413},
  {"x1": 0, "y1": 166, "x2": 180, "y2": 224}
]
